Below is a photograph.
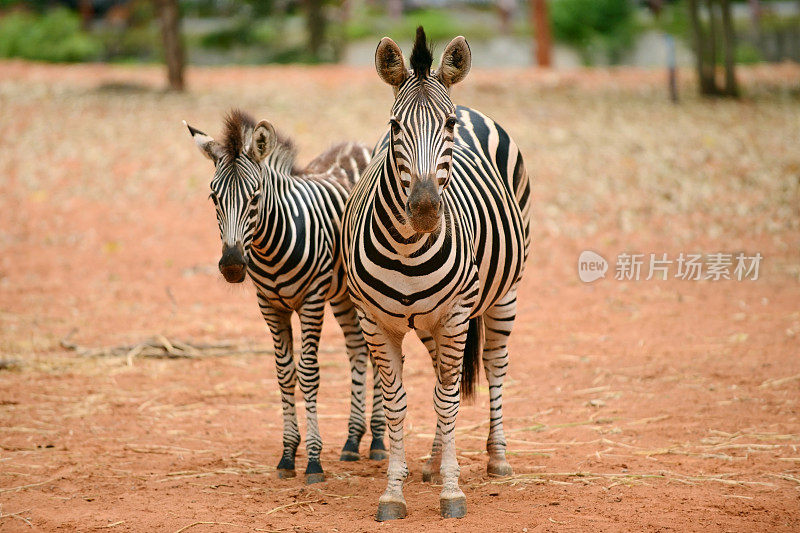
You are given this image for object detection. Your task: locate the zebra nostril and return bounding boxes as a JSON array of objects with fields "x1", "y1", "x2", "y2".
[
  {"x1": 405, "y1": 188, "x2": 441, "y2": 233},
  {"x1": 219, "y1": 241, "x2": 247, "y2": 283}
]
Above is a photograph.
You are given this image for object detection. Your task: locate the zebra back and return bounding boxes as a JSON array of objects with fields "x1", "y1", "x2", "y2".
[{"x1": 301, "y1": 142, "x2": 372, "y2": 190}]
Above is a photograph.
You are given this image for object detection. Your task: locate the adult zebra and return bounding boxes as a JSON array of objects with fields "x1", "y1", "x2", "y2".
[
  {"x1": 342, "y1": 28, "x2": 531, "y2": 520},
  {"x1": 185, "y1": 110, "x2": 387, "y2": 484}
]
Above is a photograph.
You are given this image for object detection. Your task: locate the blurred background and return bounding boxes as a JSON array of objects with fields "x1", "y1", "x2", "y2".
[{"x1": 1, "y1": 0, "x2": 799, "y2": 94}]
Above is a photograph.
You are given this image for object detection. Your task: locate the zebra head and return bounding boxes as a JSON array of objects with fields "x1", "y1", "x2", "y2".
[
  {"x1": 185, "y1": 110, "x2": 278, "y2": 283},
  {"x1": 375, "y1": 26, "x2": 471, "y2": 234}
]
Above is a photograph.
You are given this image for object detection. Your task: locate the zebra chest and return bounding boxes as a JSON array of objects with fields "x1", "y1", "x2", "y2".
[
  {"x1": 349, "y1": 246, "x2": 480, "y2": 331},
  {"x1": 248, "y1": 237, "x2": 335, "y2": 311}
]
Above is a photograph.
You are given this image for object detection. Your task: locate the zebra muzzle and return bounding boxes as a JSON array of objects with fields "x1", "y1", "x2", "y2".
[
  {"x1": 219, "y1": 242, "x2": 247, "y2": 283},
  {"x1": 406, "y1": 177, "x2": 441, "y2": 234}
]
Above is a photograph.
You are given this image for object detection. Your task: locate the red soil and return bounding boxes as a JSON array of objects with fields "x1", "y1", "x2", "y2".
[{"x1": 0, "y1": 61, "x2": 798, "y2": 532}]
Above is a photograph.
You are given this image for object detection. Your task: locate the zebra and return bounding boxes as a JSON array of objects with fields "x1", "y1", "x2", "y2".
[
  {"x1": 184, "y1": 109, "x2": 388, "y2": 484},
  {"x1": 342, "y1": 28, "x2": 531, "y2": 520}
]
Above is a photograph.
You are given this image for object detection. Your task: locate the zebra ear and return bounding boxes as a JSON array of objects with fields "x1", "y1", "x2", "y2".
[
  {"x1": 375, "y1": 37, "x2": 408, "y2": 87},
  {"x1": 184, "y1": 121, "x2": 223, "y2": 162},
  {"x1": 250, "y1": 120, "x2": 277, "y2": 162},
  {"x1": 437, "y1": 36, "x2": 471, "y2": 88}
]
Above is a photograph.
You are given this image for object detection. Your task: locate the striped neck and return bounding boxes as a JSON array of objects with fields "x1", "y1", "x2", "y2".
[{"x1": 250, "y1": 162, "x2": 291, "y2": 261}]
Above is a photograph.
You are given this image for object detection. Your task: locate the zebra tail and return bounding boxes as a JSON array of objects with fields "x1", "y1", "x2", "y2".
[{"x1": 461, "y1": 315, "x2": 484, "y2": 403}]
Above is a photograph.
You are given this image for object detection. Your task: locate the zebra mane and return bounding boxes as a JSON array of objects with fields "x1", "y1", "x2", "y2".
[
  {"x1": 409, "y1": 26, "x2": 433, "y2": 77},
  {"x1": 222, "y1": 109, "x2": 298, "y2": 171}
]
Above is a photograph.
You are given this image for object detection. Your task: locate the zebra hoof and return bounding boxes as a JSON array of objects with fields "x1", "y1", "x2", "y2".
[
  {"x1": 487, "y1": 459, "x2": 513, "y2": 478},
  {"x1": 305, "y1": 472, "x2": 325, "y2": 484},
  {"x1": 276, "y1": 469, "x2": 296, "y2": 479},
  {"x1": 340, "y1": 438, "x2": 361, "y2": 461},
  {"x1": 369, "y1": 449, "x2": 389, "y2": 461},
  {"x1": 305, "y1": 460, "x2": 324, "y2": 484},
  {"x1": 340, "y1": 450, "x2": 360, "y2": 461},
  {"x1": 375, "y1": 501, "x2": 407, "y2": 521},
  {"x1": 422, "y1": 470, "x2": 442, "y2": 484},
  {"x1": 369, "y1": 439, "x2": 388, "y2": 461},
  {"x1": 440, "y1": 495, "x2": 467, "y2": 519}
]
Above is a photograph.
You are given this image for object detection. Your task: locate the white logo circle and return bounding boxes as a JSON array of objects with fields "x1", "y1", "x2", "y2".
[{"x1": 578, "y1": 251, "x2": 608, "y2": 283}]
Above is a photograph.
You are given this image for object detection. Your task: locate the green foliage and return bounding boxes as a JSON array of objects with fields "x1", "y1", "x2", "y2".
[
  {"x1": 394, "y1": 9, "x2": 467, "y2": 42},
  {"x1": 195, "y1": 15, "x2": 316, "y2": 63},
  {"x1": 97, "y1": 24, "x2": 161, "y2": 63},
  {"x1": 345, "y1": 7, "x2": 495, "y2": 44},
  {"x1": 0, "y1": 0, "x2": 51, "y2": 13},
  {"x1": 0, "y1": 8, "x2": 102, "y2": 62},
  {"x1": 94, "y1": 1, "x2": 160, "y2": 63},
  {"x1": 200, "y1": 20, "x2": 258, "y2": 50},
  {"x1": 649, "y1": 0, "x2": 690, "y2": 39},
  {"x1": 550, "y1": 0, "x2": 639, "y2": 65},
  {"x1": 735, "y1": 42, "x2": 762, "y2": 64},
  {"x1": 759, "y1": 12, "x2": 800, "y2": 33},
  {"x1": 199, "y1": 17, "x2": 281, "y2": 51}
]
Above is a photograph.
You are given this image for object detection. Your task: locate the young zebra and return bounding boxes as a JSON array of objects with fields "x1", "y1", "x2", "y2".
[
  {"x1": 342, "y1": 28, "x2": 531, "y2": 519},
  {"x1": 185, "y1": 110, "x2": 387, "y2": 484}
]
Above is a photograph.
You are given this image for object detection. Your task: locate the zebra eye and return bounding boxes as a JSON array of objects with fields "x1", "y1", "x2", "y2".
[
  {"x1": 445, "y1": 116, "x2": 458, "y2": 130},
  {"x1": 389, "y1": 118, "x2": 401, "y2": 136}
]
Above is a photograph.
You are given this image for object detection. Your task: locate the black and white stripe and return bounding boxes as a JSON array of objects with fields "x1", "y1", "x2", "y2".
[
  {"x1": 186, "y1": 110, "x2": 387, "y2": 484},
  {"x1": 342, "y1": 29, "x2": 531, "y2": 519}
]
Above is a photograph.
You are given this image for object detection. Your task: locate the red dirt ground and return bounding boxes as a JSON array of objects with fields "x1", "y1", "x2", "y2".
[{"x1": 1, "y1": 61, "x2": 799, "y2": 532}]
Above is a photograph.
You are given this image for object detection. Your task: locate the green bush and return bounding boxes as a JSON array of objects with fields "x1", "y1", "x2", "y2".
[
  {"x1": 200, "y1": 21, "x2": 259, "y2": 50},
  {"x1": 550, "y1": 0, "x2": 639, "y2": 65},
  {"x1": 0, "y1": 8, "x2": 102, "y2": 62},
  {"x1": 735, "y1": 42, "x2": 762, "y2": 64},
  {"x1": 395, "y1": 9, "x2": 467, "y2": 43},
  {"x1": 650, "y1": 0, "x2": 690, "y2": 40}
]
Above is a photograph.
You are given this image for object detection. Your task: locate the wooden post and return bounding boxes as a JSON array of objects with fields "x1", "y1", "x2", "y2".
[{"x1": 531, "y1": 0, "x2": 552, "y2": 67}]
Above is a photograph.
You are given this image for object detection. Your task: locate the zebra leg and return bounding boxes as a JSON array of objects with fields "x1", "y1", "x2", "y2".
[
  {"x1": 417, "y1": 331, "x2": 443, "y2": 484},
  {"x1": 260, "y1": 299, "x2": 299, "y2": 479},
  {"x1": 484, "y1": 291, "x2": 517, "y2": 477},
  {"x1": 360, "y1": 313, "x2": 407, "y2": 521},
  {"x1": 432, "y1": 316, "x2": 471, "y2": 519},
  {"x1": 368, "y1": 353, "x2": 388, "y2": 460},
  {"x1": 329, "y1": 296, "x2": 370, "y2": 461},
  {"x1": 298, "y1": 300, "x2": 326, "y2": 484}
]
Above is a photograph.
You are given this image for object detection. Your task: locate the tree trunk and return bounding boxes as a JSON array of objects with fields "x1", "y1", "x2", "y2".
[
  {"x1": 156, "y1": 0, "x2": 185, "y2": 92},
  {"x1": 531, "y1": 0, "x2": 552, "y2": 67},
  {"x1": 78, "y1": 0, "x2": 93, "y2": 31},
  {"x1": 707, "y1": 0, "x2": 719, "y2": 90},
  {"x1": 303, "y1": 0, "x2": 327, "y2": 61},
  {"x1": 689, "y1": 0, "x2": 720, "y2": 95},
  {"x1": 720, "y1": 0, "x2": 739, "y2": 96},
  {"x1": 688, "y1": 0, "x2": 708, "y2": 93}
]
